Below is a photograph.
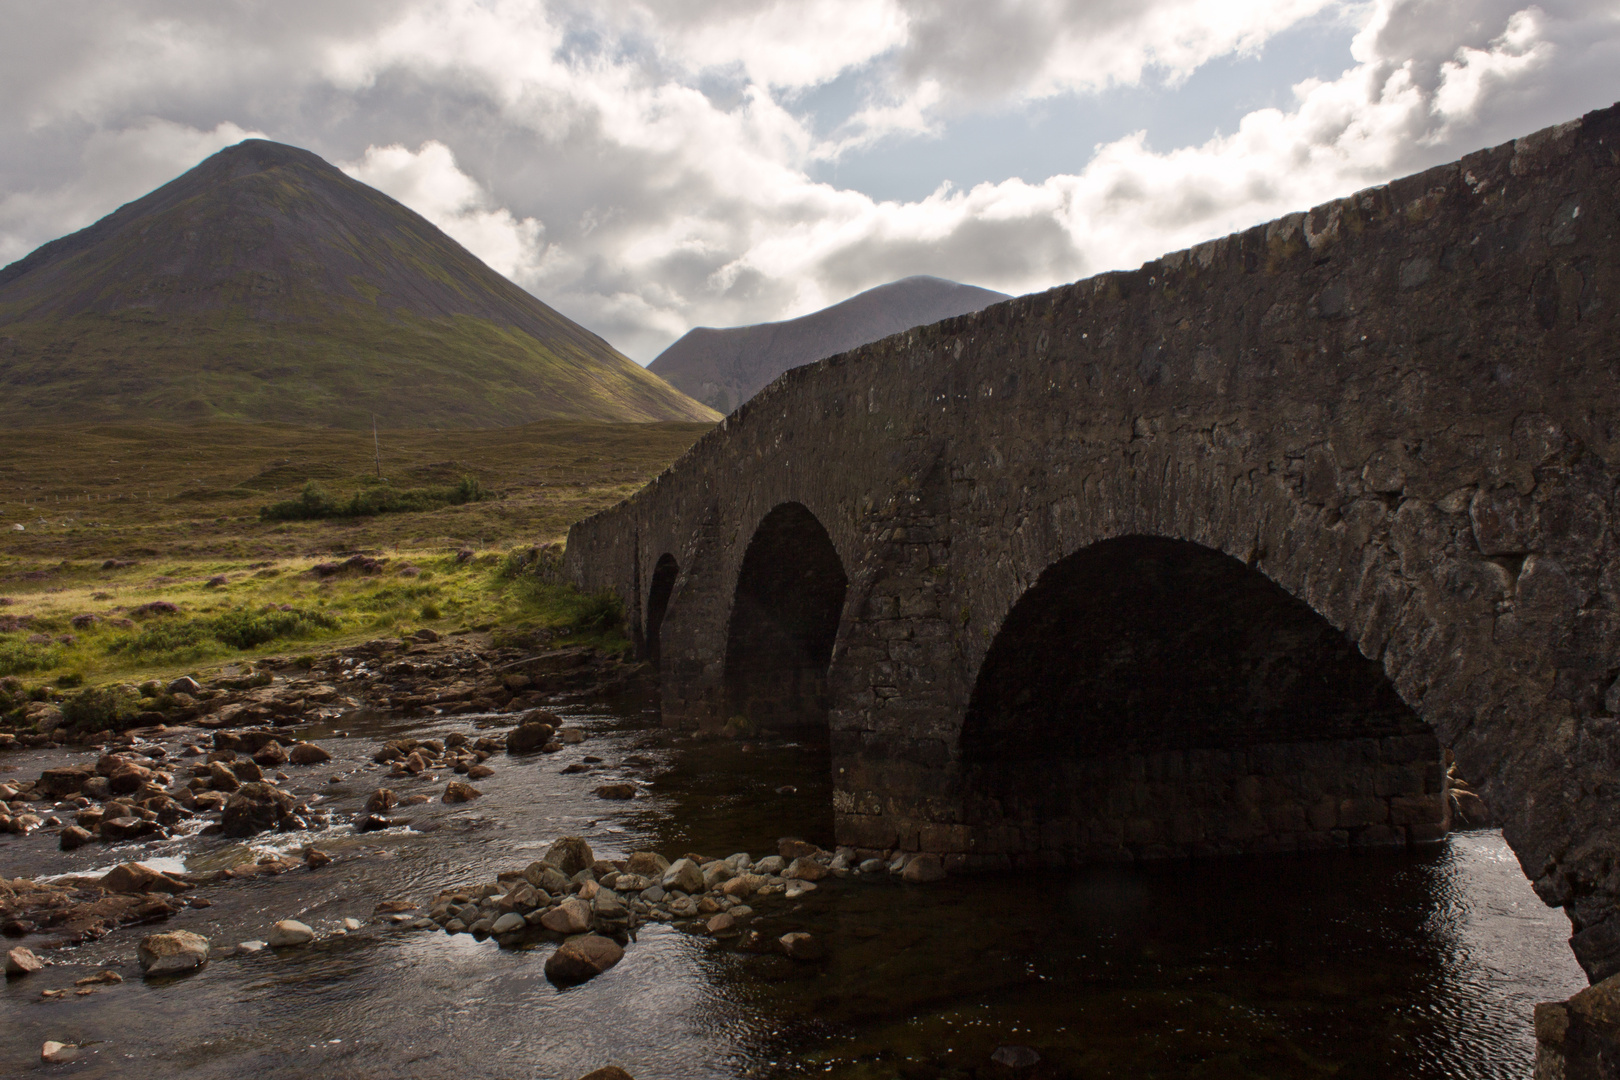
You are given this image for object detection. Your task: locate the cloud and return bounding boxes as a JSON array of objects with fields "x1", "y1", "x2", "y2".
[{"x1": 1, "y1": 0, "x2": 1617, "y2": 361}]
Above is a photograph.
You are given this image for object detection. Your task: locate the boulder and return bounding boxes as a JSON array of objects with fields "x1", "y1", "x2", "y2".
[
  {"x1": 287, "y1": 743, "x2": 331, "y2": 765},
  {"x1": 592, "y1": 894, "x2": 630, "y2": 934},
  {"x1": 901, "y1": 854, "x2": 946, "y2": 883},
  {"x1": 442, "y1": 781, "x2": 482, "y2": 803},
  {"x1": 38, "y1": 765, "x2": 93, "y2": 797},
  {"x1": 467, "y1": 764, "x2": 495, "y2": 780},
  {"x1": 138, "y1": 930, "x2": 210, "y2": 975},
  {"x1": 577, "y1": 1068, "x2": 636, "y2": 1080},
  {"x1": 702, "y1": 861, "x2": 735, "y2": 889},
  {"x1": 168, "y1": 676, "x2": 202, "y2": 695},
  {"x1": 101, "y1": 862, "x2": 190, "y2": 895},
  {"x1": 222, "y1": 782, "x2": 297, "y2": 838},
  {"x1": 266, "y1": 920, "x2": 316, "y2": 947},
  {"x1": 594, "y1": 783, "x2": 637, "y2": 800},
  {"x1": 705, "y1": 912, "x2": 737, "y2": 937},
  {"x1": 721, "y1": 874, "x2": 766, "y2": 899},
  {"x1": 207, "y1": 762, "x2": 241, "y2": 792},
  {"x1": 545, "y1": 837, "x2": 595, "y2": 876},
  {"x1": 560, "y1": 728, "x2": 585, "y2": 744},
  {"x1": 253, "y1": 742, "x2": 289, "y2": 767},
  {"x1": 752, "y1": 855, "x2": 786, "y2": 875},
  {"x1": 4, "y1": 946, "x2": 43, "y2": 976},
  {"x1": 108, "y1": 763, "x2": 155, "y2": 795},
  {"x1": 1451, "y1": 789, "x2": 1493, "y2": 829},
  {"x1": 58, "y1": 826, "x2": 92, "y2": 851},
  {"x1": 783, "y1": 857, "x2": 829, "y2": 882},
  {"x1": 232, "y1": 758, "x2": 264, "y2": 783},
  {"x1": 544, "y1": 934, "x2": 623, "y2": 985},
  {"x1": 365, "y1": 788, "x2": 397, "y2": 813},
  {"x1": 505, "y1": 721, "x2": 555, "y2": 753},
  {"x1": 662, "y1": 858, "x2": 705, "y2": 894},
  {"x1": 540, "y1": 897, "x2": 594, "y2": 935},
  {"x1": 624, "y1": 851, "x2": 669, "y2": 877}
]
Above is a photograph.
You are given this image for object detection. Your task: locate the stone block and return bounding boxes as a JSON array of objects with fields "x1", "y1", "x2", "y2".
[
  {"x1": 1338, "y1": 797, "x2": 1389, "y2": 827},
  {"x1": 1389, "y1": 794, "x2": 1445, "y2": 826},
  {"x1": 1350, "y1": 824, "x2": 1405, "y2": 848}
]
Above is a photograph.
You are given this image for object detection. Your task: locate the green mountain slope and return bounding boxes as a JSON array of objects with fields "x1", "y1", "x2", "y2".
[{"x1": 0, "y1": 139, "x2": 719, "y2": 427}]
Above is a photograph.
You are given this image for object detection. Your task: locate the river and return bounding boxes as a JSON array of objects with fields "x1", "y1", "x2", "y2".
[{"x1": 0, "y1": 693, "x2": 1587, "y2": 1079}]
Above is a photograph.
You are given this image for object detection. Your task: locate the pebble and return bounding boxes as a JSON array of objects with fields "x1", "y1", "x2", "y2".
[
  {"x1": 342, "y1": 918, "x2": 361, "y2": 931},
  {"x1": 239, "y1": 941, "x2": 266, "y2": 953}
]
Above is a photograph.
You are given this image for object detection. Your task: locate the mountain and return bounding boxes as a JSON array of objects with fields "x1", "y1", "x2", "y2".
[
  {"x1": 648, "y1": 275, "x2": 1010, "y2": 413},
  {"x1": 0, "y1": 140, "x2": 718, "y2": 427}
]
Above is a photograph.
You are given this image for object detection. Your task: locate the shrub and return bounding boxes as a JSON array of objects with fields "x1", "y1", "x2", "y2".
[
  {"x1": 106, "y1": 620, "x2": 212, "y2": 658},
  {"x1": 259, "y1": 476, "x2": 491, "y2": 521},
  {"x1": 212, "y1": 607, "x2": 340, "y2": 650},
  {"x1": 513, "y1": 580, "x2": 624, "y2": 635},
  {"x1": 61, "y1": 685, "x2": 138, "y2": 731},
  {"x1": 0, "y1": 637, "x2": 63, "y2": 676}
]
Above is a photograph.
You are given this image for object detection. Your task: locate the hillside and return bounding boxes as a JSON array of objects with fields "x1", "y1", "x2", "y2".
[
  {"x1": 0, "y1": 140, "x2": 718, "y2": 427},
  {"x1": 648, "y1": 275, "x2": 1009, "y2": 413}
]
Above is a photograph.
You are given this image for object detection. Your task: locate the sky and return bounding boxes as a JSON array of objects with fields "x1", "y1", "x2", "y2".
[{"x1": 1, "y1": 1, "x2": 1618, "y2": 363}]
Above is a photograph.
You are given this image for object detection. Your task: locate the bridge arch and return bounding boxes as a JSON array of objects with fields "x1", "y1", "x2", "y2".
[
  {"x1": 644, "y1": 552, "x2": 679, "y2": 664},
  {"x1": 959, "y1": 534, "x2": 1446, "y2": 865},
  {"x1": 723, "y1": 501, "x2": 850, "y2": 732}
]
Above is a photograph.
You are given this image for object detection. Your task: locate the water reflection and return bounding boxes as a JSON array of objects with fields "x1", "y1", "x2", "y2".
[{"x1": 0, "y1": 698, "x2": 1585, "y2": 1079}]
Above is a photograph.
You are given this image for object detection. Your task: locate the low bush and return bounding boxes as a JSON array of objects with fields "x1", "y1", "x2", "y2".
[
  {"x1": 61, "y1": 684, "x2": 139, "y2": 731},
  {"x1": 0, "y1": 637, "x2": 64, "y2": 676},
  {"x1": 259, "y1": 477, "x2": 491, "y2": 521},
  {"x1": 512, "y1": 580, "x2": 624, "y2": 635},
  {"x1": 212, "y1": 606, "x2": 340, "y2": 650}
]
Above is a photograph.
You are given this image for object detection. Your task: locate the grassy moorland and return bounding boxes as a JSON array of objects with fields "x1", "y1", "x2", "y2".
[{"x1": 0, "y1": 420, "x2": 711, "y2": 692}]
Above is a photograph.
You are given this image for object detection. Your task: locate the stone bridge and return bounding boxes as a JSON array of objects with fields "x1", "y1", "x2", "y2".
[{"x1": 567, "y1": 104, "x2": 1620, "y2": 981}]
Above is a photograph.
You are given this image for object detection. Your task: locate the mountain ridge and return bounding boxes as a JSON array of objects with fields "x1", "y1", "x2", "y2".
[
  {"x1": 648, "y1": 275, "x2": 1010, "y2": 413},
  {"x1": 0, "y1": 139, "x2": 718, "y2": 428}
]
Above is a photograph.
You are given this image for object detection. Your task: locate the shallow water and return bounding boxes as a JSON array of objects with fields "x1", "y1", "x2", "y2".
[{"x1": 0, "y1": 697, "x2": 1587, "y2": 1079}]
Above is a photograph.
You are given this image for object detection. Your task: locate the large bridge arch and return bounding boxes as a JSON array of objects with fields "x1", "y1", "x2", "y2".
[{"x1": 569, "y1": 104, "x2": 1620, "y2": 982}]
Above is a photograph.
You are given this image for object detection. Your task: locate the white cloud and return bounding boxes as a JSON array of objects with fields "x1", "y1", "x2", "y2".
[{"x1": 1, "y1": 0, "x2": 1617, "y2": 361}]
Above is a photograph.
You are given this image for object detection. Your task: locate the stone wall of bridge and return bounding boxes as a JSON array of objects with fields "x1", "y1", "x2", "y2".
[{"x1": 568, "y1": 104, "x2": 1620, "y2": 980}]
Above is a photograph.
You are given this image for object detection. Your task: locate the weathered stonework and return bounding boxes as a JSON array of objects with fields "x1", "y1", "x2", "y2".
[{"x1": 569, "y1": 105, "x2": 1620, "y2": 981}]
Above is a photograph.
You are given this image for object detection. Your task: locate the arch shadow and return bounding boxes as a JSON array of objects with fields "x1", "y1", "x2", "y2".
[
  {"x1": 644, "y1": 553, "x2": 679, "y2": 664},
  {"x1": 960, "y1": 535, "x2": 1448, "y2": 864},
  {"x1": 724, "y1": 502, "x2": 850, "y2": 733}
]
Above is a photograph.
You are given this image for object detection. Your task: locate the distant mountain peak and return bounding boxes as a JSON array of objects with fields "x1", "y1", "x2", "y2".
[
  {"x1": 0, "y1": 139, "x2": 717, "y2": 428},
  {"x1": 649, "y1": 276, "x2": 1009, "y2": 413}
]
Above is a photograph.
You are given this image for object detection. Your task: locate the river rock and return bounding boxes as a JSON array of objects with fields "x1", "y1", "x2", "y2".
[
  {"x1": 207, "y1": 762, "x2": 241, "y2": 792},
  {"x1": 783, "y1": 857, "x2": 829, "y2": 882},
  {"x1": 541, "y1": 897, "x2": 594, "y2": 934},
  {"x1": 594, "y1": 782, "x2": 636, "y2": 800},
  {"x1": 492, "y1": 912, "x2": 527, "y2": 935},
  {"x1": 721, "y1": 874, "x2": 767, "y2": 898},
  {"x1": 702, "y1": 861, "x2": 735, "y2": 889},
  {"x1": 467, "y1": 764, "x2": 495, "y2": 780},
  {"x1": 752, "y1": 855, "x2": 786, "y2": 875},
  {"x1": 560, "y1": 728, "x2": 585, "y2": 744},
  {"x1": 524, "y1": 862, "x2": 571, "y2": 894},
  {"x1": 779, "y1": 931, "x2": 823, "y2": 960},
  {"x1": 100, "y1": 816, "x2": 161, "y2": 841},
  {"x1": 624, "y1": 851, "x2": 668, "y2": 877},
  {"x1": 778, "y1": 838, "x2": 820, "y2": 860},
  {"x1": 442, "y1": 781, "x2": 482, "y2": 803},
  {"x1": 545, "y1": 837, "x2": 595, "y2": 876},
  {"x1": 991, "y1": 1046, "x2": 1041, "y2": 1069},
  {"x1": 505, "y1": 721, "x2": 555, "y2": 753},
  {"x1": 705, "y1": 912, "x2": 737, "y2": 937},
  {"x1": 5, "y1": 946, "x2": 43, "y2": 976},
  {"x1": 662, "y1": 858, "x2": 704, "y2": 894},
  {"x1": 222, "y1": 782, "x2": 297, "y2": 837},
  {"x1": 592, "y1": 894, "x2": 630, "y2": 934},
  {"x1": 288, "y1": 742, "x2": 331, "y2": 765},
  {"x1": 38, "y1": 765, "x2": 93, "y2": 797},
  {"x1": 108, "y1": 763, "x2": 155, "y2": 795},
  {"x1": 138, "y1": 930, "x2": 210, "y2": 975},
  {"x1": 365, "y1": 788, "x2": 396, "y2": 813},
  {"x1": 59, "y1": 825, "x2": 92, "y2": 851},
  {"x1": 544, "y1": 934, "x2": 623, "y2": 985},
  {"x1": 41, "y1": 1042, "x2": 79, "y2": 1064},
  {"x1": 169, "y1": 676, "x2": 202, "y2": 695},
  {"x1": 901, "y1": 854, "x2": 946, "y2": 883},
  {"x1": 267, "y1": 920, "x2": 316, "y2": 947},
  {"x1": 101, "y1": 862, "x2": 189, "y2": 895},
  {"x1": 577, "y1": 1068, "x2": 636, "y2": 1080},
  {"x1": 1451, "y1": 789, "x2": 1492, "y2": 829}
]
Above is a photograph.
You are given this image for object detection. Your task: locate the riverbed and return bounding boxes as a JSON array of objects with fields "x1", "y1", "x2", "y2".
[{"x1": 0, "y1": 694, "x2": 1587, "y2": 1079}]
